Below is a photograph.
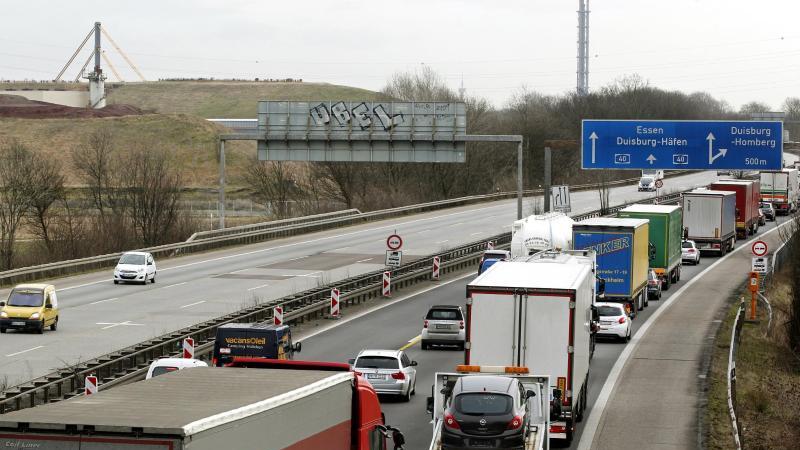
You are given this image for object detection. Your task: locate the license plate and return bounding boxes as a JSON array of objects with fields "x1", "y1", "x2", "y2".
[
  {"x1": 599, "y1": 326, "x2": 608, "y2": 330},
  {"x1": 367, "y1": 374, "x2": 384, "y2": 380},
  {"x1": 435, "y1": 324, "x2": 450, "y2": 329},
  {"x1": 11, "y1": 321, "x2": 25, "y2": 326},
  {"x1": 469, "y1": 439, "x2": 493, "y2": 447}
]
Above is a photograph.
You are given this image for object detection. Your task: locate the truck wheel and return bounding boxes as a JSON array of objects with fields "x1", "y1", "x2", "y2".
[
  {"x1": 663, "y1": 275, "x2": 671, "y2": 291},
  {"x1": 50, "y1": 317, "x2": 58, "y2": 331},
  {"x1": 421, "y1": 340, "x2": 429, "y2": 350},
  {"x1": 37, "y1": 321, "x2": 44, "y2": 334},
  {"x1": 676, "y1": 266, "x2": 682, "y2": 281},
  {"x1": 0, "y1": 328, "x2": 5, "y2": 334}
]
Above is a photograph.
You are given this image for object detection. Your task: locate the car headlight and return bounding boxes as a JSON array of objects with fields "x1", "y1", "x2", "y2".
[
  {"x1": 0, "y1": 311, "x2": 7, "y2": 318},
  {"x1": 30, "y1": 312, "x2": 40, "y2": 320}
]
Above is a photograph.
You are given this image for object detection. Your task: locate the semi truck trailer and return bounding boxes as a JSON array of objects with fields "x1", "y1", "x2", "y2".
[
  {"x1": 760, "y1": 168, "x2": 799, "y2": 215},
  {"x1": 682, "y1": 189, "x2": 736, "y2": 255},
  {"x1": 465, "y1": 250, "x2": 596, "y2": 444},
  {"x1": 618, "y1": 204, "x2": 683, "y2": 290},
  {"x1": 510, "y1": 212, "x2": 574, "y2": 258},
  {"x1": 0, "y1": 362, "x2": 404, "y2": 450},
  {"x1": 710, "y1": 179, "x2": 760, "y2": 238},
  {"x1": 572, "y1": 217, "x2": 650, "y2": 316}
]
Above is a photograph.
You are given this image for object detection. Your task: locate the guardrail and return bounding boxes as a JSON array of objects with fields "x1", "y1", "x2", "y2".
[
  {"x1": 0, "y1": 173, "x2": 671, "y2": 287},
  {"x1": 727, "y1": 300, "x2": 745, "y2": 450},
  {"x1": 185, "y1": 209, "x2": 363, "y2": 241},
  {"x1": 0, "y1": 189, "x2": 684, "y2": 414}
]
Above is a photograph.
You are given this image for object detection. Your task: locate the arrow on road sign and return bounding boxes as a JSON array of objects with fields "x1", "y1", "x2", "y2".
[
  {"x1": 589, "y1": 132, "x2": 598, "y2": 163},
  {"x1": 646, "y1": 154, "x2": 657, "y2": 165},
  {"x1": 706, "y1": 133, "x2": 728, "y2": 164}
]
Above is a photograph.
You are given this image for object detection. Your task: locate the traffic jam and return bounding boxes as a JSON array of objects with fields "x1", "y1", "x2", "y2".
[{"x1": 0, "y1": 166, "x2": 794, "y2": 450}]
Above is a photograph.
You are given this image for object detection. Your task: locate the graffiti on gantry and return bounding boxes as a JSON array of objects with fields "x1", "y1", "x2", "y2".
[{"x1": 309, "y1": 102, "x2": 405, "y2": 131}]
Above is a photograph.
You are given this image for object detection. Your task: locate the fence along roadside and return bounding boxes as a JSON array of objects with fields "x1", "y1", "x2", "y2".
[{"x1": 0, "y1": 190, "x2": 681, "y2": 414}]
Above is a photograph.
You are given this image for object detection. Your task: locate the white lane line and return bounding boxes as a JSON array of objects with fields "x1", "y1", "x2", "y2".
[
  {"x1": 229, "y1": 268, "x2": 249, "y2": 274},
  {"x1": 180, "y1": 300, "x2": 207, "y2": 309},
  {"x1": 299, "y1": 271, "x2": 477, "y2": 342},
  {"x1": 417, "y1": 229, "x2": 432, "y2": 234},
  {"x1": 326, "y1": 246, "x2": 350, "y2": 252},
  {"x1": 296, "y1": 271, "x2": 323, "y2": 278},
  {"x1": 287, "y1": 255, "x2": 309, "y2": 261},
  {"x1": 577, "y1": 220, "x2": 791, "y2": 450},
  {"x1": 247, "y1": 283, "x2": 270, "y2": 291},
  {"x1": 96, "y1": 321, "x2": 144, "y2": 330},
  {"x1": 6, "y1": 346, "x2": 44, "y2": 357},
  {"x1": 453, "y1": 222, "x2": 465, "y2": 226},
  {"x1": 470, "y1": 232, "x2": 483, "y2": 236},
  {"x1": 161, "y1": 282, "x2": 187, "y2": 289},
  {"x1": 435, "y1": 240, "x2": 449, "y2": 244},
  {"x1": 89, "y1": 297, "x2": 118, "y2": 305},
  {"x1": 356, "y1": 258, "x2": 374, "y2": 263}
]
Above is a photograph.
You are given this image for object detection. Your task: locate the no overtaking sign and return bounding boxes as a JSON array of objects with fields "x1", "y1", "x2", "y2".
[{"x1": 751, "y1": 240, "x2": 768, "y2": 257}]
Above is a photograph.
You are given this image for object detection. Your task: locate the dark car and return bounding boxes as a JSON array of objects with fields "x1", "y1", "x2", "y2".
[
  {"x1": 441, "y1": 375, "x2": 533, "y2": 449},
  {"x1": 212, "y1": 322, "x2": 301, "y2": 366}
]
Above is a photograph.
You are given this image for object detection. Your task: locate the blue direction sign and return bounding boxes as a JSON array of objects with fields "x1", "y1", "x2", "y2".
[{"x1": 582, "y1": 120, "x2": 783, "y2": 170}]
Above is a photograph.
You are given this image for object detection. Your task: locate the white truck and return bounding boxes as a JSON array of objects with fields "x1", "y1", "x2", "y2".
[
  {"x1": 426, "y1": 366, "x2": 550, "y2": 450},
  {"x1": 760, "y1": 168, "x2": 799, "y2": 215},
  {"x1": 682, "y1": 189, "x2": 737, "y2": 255},
  {"x1": 464, "y1": 250, "x2": 597, "y2": 444},
  {"x1": 510, "y1": 212, "x2": 574, "y2": 259}
]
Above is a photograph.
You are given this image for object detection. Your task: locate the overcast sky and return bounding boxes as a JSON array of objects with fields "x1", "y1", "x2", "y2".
[{"x1": 2, "y1": 0, "x2": 799, "y2": 110}]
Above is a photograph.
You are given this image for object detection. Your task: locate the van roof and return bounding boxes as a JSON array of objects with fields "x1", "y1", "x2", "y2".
[
  {"x1": 12, "y1": 283, "x2": 51, "y2": 290},
  {"x1": 0, "y1": 367, "x2": 351, "y2": 436}
]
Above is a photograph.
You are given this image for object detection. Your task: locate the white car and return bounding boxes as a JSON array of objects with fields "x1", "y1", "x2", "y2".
[
  {"x1": 146, "y1": 357, "x2": 207, "y2": 379},
  {"x1": 349, "y1": 349, "x2": 417, "y2": 401},
  {"x1": 681, "y1": 240, "x2": 701, "y2": 265},
  {"x1": 595, "y1": 302, "x2": 631, "y2": 342},
  {"x1": 114, "y1": 251, "x2": 157, "y2": 284},
  {"x1": 421, "y1": 305, "x2": 466, "y2": 350}
]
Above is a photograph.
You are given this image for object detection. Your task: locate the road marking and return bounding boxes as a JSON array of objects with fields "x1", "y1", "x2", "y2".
[
  {"x1": 287, "y1": 255, "x2": 309, "y2": 261},
  {"x1": 89, "y1": 297, "x2": 118, "y2": 305},
  {"x1": 247, "y1": 283, "x2": 270, "y2": 291},
  {"x1": 453, "y1": 222, "x2": 465, "y2": 226},
  {"x1": 296, "y1": 271, "x2": 323, "y2": 278},
  {"x1": 470, "y1": 232, "x2": 483, "y2": 236},
  {"x1": 180, "y1": 300, "x2": 206, "y2": 309},
  {"x1": 299, "y1": 271, "x2": 476, "y2": 342},
  {"x1": 356, "y1": 258, "x2": 374, "y2": 263},
  {"x1": 327, "y1": 246, "x2": 350, "y2": 252},
  {"x1": 577, "y1": 220, "x2": 791, "y2": 450},
  {"x1": 161, "y1": 282, "x2": 187, "y2": 289},
  {"x1": 96, "y1": 321, "x2": 145, "y2": 330},
  {"x1": 6, "y1": 346, "x2": 44, "y2": 357},
  {"x1": 418, "y1": 229, "x2": 432, "y2": 234},
  {"x1": 435, "y1": 240, "x2": 449, "y2": 244},
  {"x1": 229, "y1": 268, "x2": 249, "y2": 274},
  {"x1": 399, "y1": 334, "x2": 422, "y2": 351}
]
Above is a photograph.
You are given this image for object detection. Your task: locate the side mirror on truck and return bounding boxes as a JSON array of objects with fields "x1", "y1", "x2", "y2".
[
  {"x1": 526, "y1": 389, "x2": 536, "y2": 399},
  {"x1": 293, "y1": 342, "x2": 302, "y2": 353},
  {"x1": 596, "y1": 278, "x2": 606, "y2": 298}
]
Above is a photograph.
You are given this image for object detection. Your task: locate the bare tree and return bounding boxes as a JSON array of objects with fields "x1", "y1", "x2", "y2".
[
  {"x1": 243, "y1": 159, "x2": 301, "y2": 219},
  {"x1": 0, "y1": 141, "x2": 37, "y2": 269},
  {"x1": 739, "y1": 101, "x2": 771, "y2": 115},
  {"x1": 118, "y1": 146, "x2": 183, "y2": 246},
  {"x1": 72, "y1": 130, "x2": 122, "y2": 219},
  {"x1": 26, "y1": 157, "x2": 65, "y2": 253}
]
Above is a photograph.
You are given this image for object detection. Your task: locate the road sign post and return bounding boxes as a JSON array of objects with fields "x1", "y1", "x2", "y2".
[
  {"x1": 382, "y1": 271, "x2": 391, "y2": 297},
  {"x1": 582, "y1": 120, "x2": 783, "y2": 170},
  {"x1": 432, "y1": 256, "x2": 441, "y2": 280},
  {"x1": 182, "y1": 337, "x2": 195, "y2": 359},
  {"x1": 487, "y1": 241, "x2": 495, "y2": 250},
  {"x1": 749, "y1": 272, "x2": 760, "y2": 320},
  {"x1": 330, "y1": 288, "x2": 340, "y2": 318},
  {"x1": 273, "y1": 305, "x2": 284, "y2": 325},
  {"x1": 385, "y1": 250, "x2": 402, "y2": 267},
  {"x1": 85, "y1": 375, "x2": 98, "y2": 396}
]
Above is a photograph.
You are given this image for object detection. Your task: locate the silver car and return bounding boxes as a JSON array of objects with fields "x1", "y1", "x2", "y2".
[
  {"x1": 421, "y1": 304, "x2": 466, "y2": 350},
  {"x1": 350, "y1": 349, "x2": 417, "y2": 401}
]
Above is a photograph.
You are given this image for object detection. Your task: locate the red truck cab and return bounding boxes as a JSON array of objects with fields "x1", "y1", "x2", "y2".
[{"x1": 226, "y1": 358, "x2": 404, "y2": 450}]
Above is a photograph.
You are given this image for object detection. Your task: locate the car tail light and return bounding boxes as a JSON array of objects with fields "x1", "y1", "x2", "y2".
[
  {"x1": 391, "y1": 371, "x2": 405, "y2": 380},
  {"x1": 211, "y1": 358, "x2": 217, "y2": 366},
  {"x1": 688, "y1": 249, "x2": 695, "y2": 253},
  {"x1": 507, "y1": 415, "x2": 523, "y2": 430},
  {"x1": 354, "y1": 371, "x2": 362, "y2": 376},
  {"x1": 423, "y1": 320, "x2": 428, "y2": 329},
  {"x1": 618, "y1": 316, "x2": 626, "y2": 324},
  {"x1": 712, "y1": 243, "x2": 721, "y2": 249},
  {"x1": 459, "y1": 320, "x2": 464, "y2": 329},
  {"x1": 444, "y1": 413, "x2": 460, "y2": 430}
]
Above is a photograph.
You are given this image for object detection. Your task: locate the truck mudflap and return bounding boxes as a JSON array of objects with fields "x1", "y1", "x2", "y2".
[{"x1": 428, "y1": 372, "x2": 550, "y2": 450}]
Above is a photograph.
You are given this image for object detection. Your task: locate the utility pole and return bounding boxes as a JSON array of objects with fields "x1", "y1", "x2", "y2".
[
  {"x1": 544, "y1": 147, "x2": 552, "y2": 212},
  {"x1": 577, "y1": 0, "x2": 590, "y2": 96}
]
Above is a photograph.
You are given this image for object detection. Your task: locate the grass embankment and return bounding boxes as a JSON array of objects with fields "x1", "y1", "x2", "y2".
[{"x1": 705, "y1": 273, "x2": 800, "y2": 450}]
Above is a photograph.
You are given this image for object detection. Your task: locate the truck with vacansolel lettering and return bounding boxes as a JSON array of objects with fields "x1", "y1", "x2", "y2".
[
  {"x1": 212, "y1": 322, "x2": 301, "y2": 366},
  {"x1": 572, "y1": 217, "x2": 650, "y2": 317},
  {"x1": 617, "y1": 204, "x2": 683, "y2": 290},
  {"x1": 0, "y1": 361, "x2": 406, "y2": 450}
]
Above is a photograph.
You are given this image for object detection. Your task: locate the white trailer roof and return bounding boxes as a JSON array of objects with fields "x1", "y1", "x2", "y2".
[
  {"x1": 619, "y1": 204, "x2": 681, "y2": 214},
  {"x1": 0, "y1": 367, "x2": 352, "y2": 436},
  {"x1": 468, "y1": 256, "x2": 592, "y2": 291},
  {"x1": 574, "y1": 217, "x2": 648, "y2": 228}
]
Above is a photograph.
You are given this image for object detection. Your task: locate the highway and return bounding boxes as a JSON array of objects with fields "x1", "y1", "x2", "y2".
[
  {"x1": 0, "y1": 172, "x2": 718, "y2": 389},
  {"x1": 296, "y1": 214, "x2": 790, "y2": 450}
]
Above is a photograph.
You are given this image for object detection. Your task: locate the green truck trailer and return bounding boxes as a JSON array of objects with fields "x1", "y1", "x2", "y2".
[{"x1": 618, "y1": 204, "x2": 683, "y2": 290}]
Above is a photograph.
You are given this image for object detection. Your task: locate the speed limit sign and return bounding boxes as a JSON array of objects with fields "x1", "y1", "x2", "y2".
[{"x1": 387, "y1": 234, "x2": 403, "y2": 250}]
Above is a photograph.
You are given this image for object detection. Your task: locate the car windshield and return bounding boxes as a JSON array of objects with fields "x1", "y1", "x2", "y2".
[
  {"x1": 597, "y1": 305, "x2": 623, "y2": 316},
  {"x1": 455, "y1": 393, "x2": 513, "y2": 416},
  {"x1": 151, "y1": 366, "x2": 180, "y2": 378},
  {"x1": 642, "y1": 178, "x2": 654, "y2": 183},
  {"x1": 483, "y1": 251, "x2": 507, "y2": 260},
  {"x1": 355, "y1": 356, "x2": 399, "y2": 369},
  {"x1": 426, "y1": 309, "x2": 462, "y2": 320},
  {"x1": 681, "y1": 242, "x2": 694, "y2": 249},
  {"x1": 7, "y1": 289, "x2": 44, "y2": 307},
  {"x1": 119, "y1": 254, "x2": 145, "y2": 265}
]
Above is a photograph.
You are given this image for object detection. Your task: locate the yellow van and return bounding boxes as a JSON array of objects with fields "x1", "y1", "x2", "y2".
[{"x1": 0, "y1": 284, "x2": 59, "y2": 334}]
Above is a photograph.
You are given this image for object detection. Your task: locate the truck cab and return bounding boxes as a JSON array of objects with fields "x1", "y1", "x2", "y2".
[{"x1": 212, "y1": 322, "x2": 301, "y2": 366}]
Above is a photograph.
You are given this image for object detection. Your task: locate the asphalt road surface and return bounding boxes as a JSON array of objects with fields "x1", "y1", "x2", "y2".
[{"x1": 0, "y1": 171, "x2": 719, "y2": 388}]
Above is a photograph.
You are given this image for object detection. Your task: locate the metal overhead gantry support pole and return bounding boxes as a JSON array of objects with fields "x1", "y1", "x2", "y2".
[{"x1": 216, "y1": 133, "x2": 526, "y2": 228}]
